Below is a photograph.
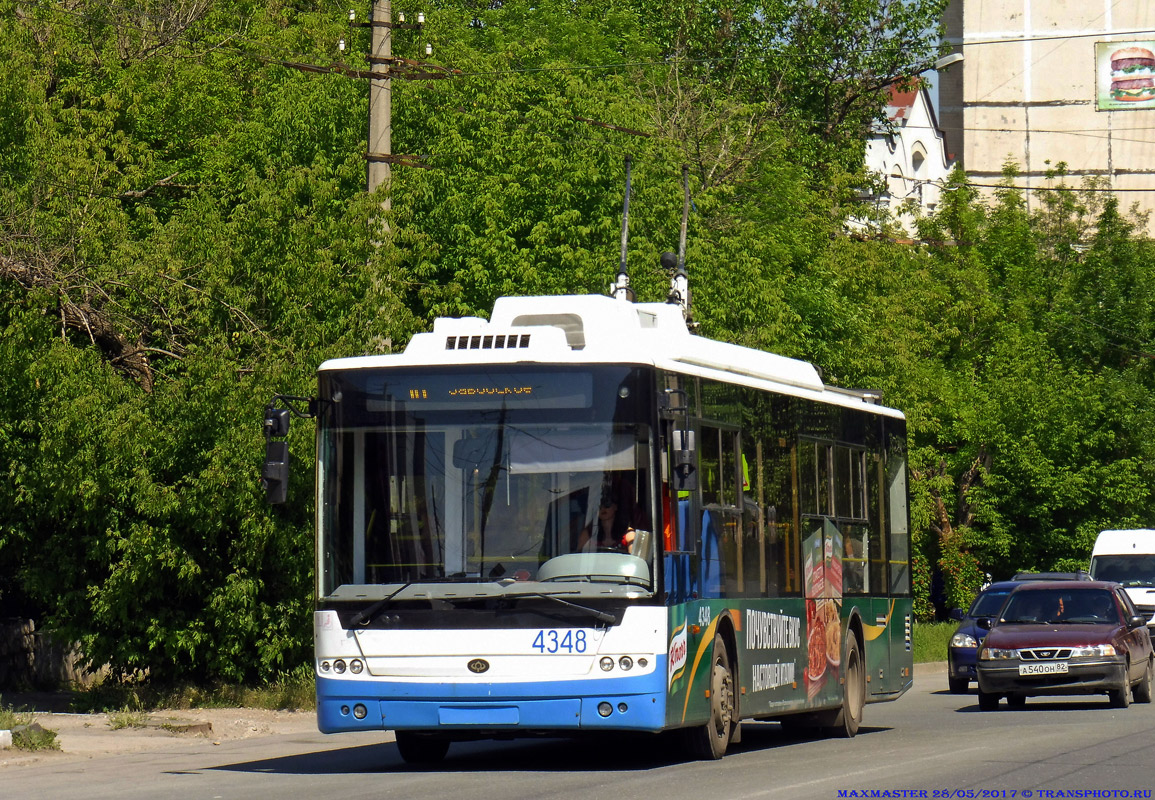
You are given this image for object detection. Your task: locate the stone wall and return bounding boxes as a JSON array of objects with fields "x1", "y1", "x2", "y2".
[{"x1": 0, "y1": 619, "x2": 98, "y2": 691}]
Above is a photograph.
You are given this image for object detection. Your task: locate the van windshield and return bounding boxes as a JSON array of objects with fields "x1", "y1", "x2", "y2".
[{"x1": 1090, "y1": 554, "x2": 1155, "y2": 587}]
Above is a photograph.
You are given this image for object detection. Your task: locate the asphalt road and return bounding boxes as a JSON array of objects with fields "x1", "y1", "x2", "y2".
[{"x1": 5, "y1": 666, "x2": 1155, "y2": 800}]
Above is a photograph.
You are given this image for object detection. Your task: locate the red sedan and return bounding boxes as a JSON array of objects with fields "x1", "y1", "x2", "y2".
[{"x1": 975, "y1": 581, "x2": 1154, "y2": 710}]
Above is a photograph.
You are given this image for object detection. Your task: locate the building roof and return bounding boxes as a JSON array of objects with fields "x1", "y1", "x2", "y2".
[{"x1": 880, "y1": 82, "x2": 952, "y2": 161}]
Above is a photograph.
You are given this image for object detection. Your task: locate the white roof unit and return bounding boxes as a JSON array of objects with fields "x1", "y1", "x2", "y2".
[{"x1": 318, "y1": 295, "x2": 892, "y2": 413}]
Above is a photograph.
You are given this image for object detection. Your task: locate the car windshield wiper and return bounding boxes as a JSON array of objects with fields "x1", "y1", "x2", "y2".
[{"x1": 499, "y1": 590, "x2": 617, "y2": 624}]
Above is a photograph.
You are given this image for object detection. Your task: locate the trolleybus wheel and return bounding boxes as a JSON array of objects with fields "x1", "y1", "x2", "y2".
[
  {"x1": 395, "y1": 731, "x2": 450, "y2": 764},
  {"x1": 683, "y1": 633, "x2": 735, "y2": 760},
  {"x1": 829, "y1": 634, "x2": 864, "y2": 738}
]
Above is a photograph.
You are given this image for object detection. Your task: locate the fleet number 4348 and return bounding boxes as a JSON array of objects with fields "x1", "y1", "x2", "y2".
[{"x1": 531, "y1": 629, "x2": 588, "y2": 653}]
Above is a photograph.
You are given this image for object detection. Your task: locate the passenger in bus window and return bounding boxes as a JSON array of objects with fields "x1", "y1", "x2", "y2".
[{"x1": 844, "y1": 537, "x2": 865, "y2": 594}]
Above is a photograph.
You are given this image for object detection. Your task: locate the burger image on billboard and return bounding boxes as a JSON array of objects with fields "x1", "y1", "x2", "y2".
[{"x1": 1110, "y1": 46, "x2": 1155, "y2": 102}]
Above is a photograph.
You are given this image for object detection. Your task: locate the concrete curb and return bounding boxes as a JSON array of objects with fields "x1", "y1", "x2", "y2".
[
  {"x1": 0, "y1": 729, "x2": 12, "y2": 749},
  {"x1": 914, "y1": 660, "x2": 948, "y2": 676}
]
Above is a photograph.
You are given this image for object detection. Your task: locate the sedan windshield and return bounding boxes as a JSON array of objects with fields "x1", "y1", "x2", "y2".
[
  {"x1": 1000, "y1": 589, "x2": 1119, "y2": 625},
  {"x1": 970, "y1": 589, "x2": 1012, "y2": 617}
]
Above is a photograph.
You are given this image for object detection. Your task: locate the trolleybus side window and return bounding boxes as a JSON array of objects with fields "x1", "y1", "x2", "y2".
[{"x1": 887, "y1": 430, "x2": 911, "y2": 595}]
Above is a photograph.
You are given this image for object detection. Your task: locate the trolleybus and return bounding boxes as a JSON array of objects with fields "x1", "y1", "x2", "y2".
[{"x1": 263, "y1": 290, "x2": 913, "y2": 763}]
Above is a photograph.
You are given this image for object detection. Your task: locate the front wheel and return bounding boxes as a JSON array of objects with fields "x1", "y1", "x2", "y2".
[
  {"x1": 977, "y1": 691, "x2": 1000, "y2": 711},
  {"x1": 395, "y1": 731, "x2": 450, "y2": 764},
  {"x1": 682, "y1": 633, "x2": 735, "y2": 759},
  {"x1": 947, "y1": 676, "x2": 969, "y2": 695}
]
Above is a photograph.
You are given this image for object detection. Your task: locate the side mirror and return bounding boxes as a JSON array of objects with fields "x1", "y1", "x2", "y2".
[
  {"x1": 1128, "y1": 614, "x2": 1148, "y2": 630},
  {"x1": 948, "y1": 608, "x2": 965, "y2": 622},
  {"x1": 262, "y1": 440, "x2": 290, "y2": 504},
  {"x1": 672, "y1": 429, "x2": 698, "y2": 491},
  {"x1": 976, "y1": 617, "x2": 994, "y2": 631},
  {"x1": 264, "y1": 407, "x2": 291, "y2": 438}
]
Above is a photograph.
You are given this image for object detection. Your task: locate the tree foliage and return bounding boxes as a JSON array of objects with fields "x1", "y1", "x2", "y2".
[{"x1": 2, "y1": 0, "x2": 1153, "y2": 684}]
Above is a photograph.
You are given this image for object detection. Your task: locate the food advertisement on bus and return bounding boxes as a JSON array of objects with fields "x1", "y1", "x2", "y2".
[{"x1": 804, "y1": 523, "x2": 843, "y2": 700}]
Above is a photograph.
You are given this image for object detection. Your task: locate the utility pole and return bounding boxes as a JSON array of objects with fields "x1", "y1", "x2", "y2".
[{"x1": 367, "y1": 0, "x2": 392, "y2": 215}]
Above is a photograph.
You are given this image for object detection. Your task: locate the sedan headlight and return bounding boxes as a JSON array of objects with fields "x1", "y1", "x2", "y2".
[
  {"x1": 979, "y1": 647, "x2": 1019, "y2": 660},
  {"x1": 950, "y1": 632, "x2": 979, "y2": 648},
  {"x1": 1069, "y1": 644, "x2": 1117, "y2": 657}
]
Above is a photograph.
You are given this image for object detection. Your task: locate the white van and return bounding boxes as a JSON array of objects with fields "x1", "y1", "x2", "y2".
[{"x1": 1089, "y1": 529, "x2": 1155, "y2": 628}]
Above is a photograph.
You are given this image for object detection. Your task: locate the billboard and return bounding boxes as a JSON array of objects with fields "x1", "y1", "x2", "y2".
[{"x1": 1096, "y1": 41, "x2": 1155, "y2": 111}]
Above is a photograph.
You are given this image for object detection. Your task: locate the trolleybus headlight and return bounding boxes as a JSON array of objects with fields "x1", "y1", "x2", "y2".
[
  {"x1": 598, "y1": 702, "x2": 613, "y2": 717},
  {"x1": 353, "y1": 704, "x2": 368, "y2": 719},
  {"x1": 600, "y1": 657, "x2": 614, "y2": 672},
  {"x1": 618, "y1": 656, "x2": 633, "y2": 671},
  {"x1": 320, "y1": 661, "x2": 332, "y2": 672},
  {"x1": 638, "y1": 657, "x2": 648, "y2": 668},
  {"x1": 350, "y1": 659, "x2": 364, "y2": 674},
  {"x1": 334, "y1": 659, "x2": 347, "y2": 674},
  {"x1": 618, "y1": 703, "x2": 628, "y2": 713}
]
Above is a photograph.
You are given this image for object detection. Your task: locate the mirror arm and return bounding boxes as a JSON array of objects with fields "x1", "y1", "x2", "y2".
[
  {"x1": 261, "y1": 394, "x2": 317, "y2": 505},
  {"x1": 268, "y1": 394, "x2": 318, "y2": 424}
]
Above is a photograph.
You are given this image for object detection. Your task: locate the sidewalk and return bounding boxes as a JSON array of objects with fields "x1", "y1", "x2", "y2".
[
  {"x1": 0, "y1": 705, "x2": 317, "y2": 769},
  {"x1": 914, "y1": 660, "x2": 948, "y2": 676}
]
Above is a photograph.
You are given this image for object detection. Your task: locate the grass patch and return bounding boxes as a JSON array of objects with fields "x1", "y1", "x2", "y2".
[
  {"x1": 107, "y1": 708, "x2": 149, "y2": 730},
  {"x1": 73, "y1": 664, "x2": 316, "y2": 714},
  {"x1": 912, "y1": 620, "x2": 956, "y2": 663},
  {"x1": 0, "y1": 699, "x2": 60, "y2": 751}
]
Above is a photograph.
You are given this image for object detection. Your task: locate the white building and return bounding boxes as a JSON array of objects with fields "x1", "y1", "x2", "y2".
[{"x1": 862, "y1": 83, "x2": 956, "y2": 234}]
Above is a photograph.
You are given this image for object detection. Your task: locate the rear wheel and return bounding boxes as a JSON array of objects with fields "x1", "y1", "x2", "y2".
[
  {"x1": 947, "y1": 676, "x2": 969, "y2": 695},
  {"x1": 1133, "y1": 658, "x2": 1153, "y2": 704},
  {"x1": 395, "y1": 732, "x2": 450, "y2": 764},
  {"x1": 683, "y1": 633, "x2": 735, "y2": 760},
  {"x1": 977, "y1": 691, "x2": 1000, "y2": 711},
  {"x1": 828, "y1": 635, "x2": 865, "y2": 738}
]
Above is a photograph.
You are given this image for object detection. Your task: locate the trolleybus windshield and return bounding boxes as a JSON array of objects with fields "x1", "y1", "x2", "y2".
[{"x1": 316, "y1": 366, "x2": 657, "y2": 603}]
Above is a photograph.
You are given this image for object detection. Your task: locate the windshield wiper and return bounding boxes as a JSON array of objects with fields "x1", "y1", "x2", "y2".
[
  {"x1": 500, "y1": 590, "x2": 617, "y2": 624},
  {"x1": 349, "y1": 582, "x2": 415, "y2": 627}
]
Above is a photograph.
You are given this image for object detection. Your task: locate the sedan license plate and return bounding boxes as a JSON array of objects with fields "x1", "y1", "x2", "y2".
[{"x1": 1019, "y1": 661, "x2": 1068, "y2": 676}]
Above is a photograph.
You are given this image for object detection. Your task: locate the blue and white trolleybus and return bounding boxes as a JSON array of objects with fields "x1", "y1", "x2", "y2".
[{"x1": 263, "y1": 287, "x2": 913, "y2": 763}]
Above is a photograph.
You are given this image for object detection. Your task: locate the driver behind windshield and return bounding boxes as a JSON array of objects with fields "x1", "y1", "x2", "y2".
[
  {"x1": 576, "y1": 476, "x2": 645, "y2": 554},
  {"x1": 578, "y1": 492, "x2": 636, "y2": 553}
]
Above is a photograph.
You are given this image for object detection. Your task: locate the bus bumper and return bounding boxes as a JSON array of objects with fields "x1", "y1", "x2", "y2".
[{"x1": 316, "y1": 675, "x2": 667, "y2": 734}]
